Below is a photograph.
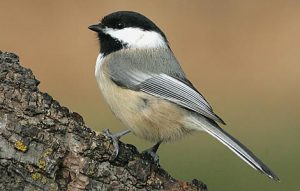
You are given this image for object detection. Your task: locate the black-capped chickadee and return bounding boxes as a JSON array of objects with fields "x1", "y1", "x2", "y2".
[{"x1": 89, "y1": 11, "x2": 279, "y2": 181}]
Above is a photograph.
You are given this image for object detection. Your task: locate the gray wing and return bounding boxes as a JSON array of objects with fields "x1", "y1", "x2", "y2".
[
  {"x1": 107, "y1": 49, "x2": 225, "y2": 124},
  {"x1": 137, "y1": 73, "x2": 225, "y2": 124},
  {"x1": 111, "y1": 69, "x2": 225, "y2": 124}
]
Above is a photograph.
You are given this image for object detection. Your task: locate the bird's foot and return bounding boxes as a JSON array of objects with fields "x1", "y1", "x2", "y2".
[
  {"x1": 141, "y1": 141, "x2": 162, "y2": 164},
  {"x1": 102, "y1": 128, "x2": 131, "y2": 160},
  {"x1": 142, "y1": 149, "x2": 160, "y2": 164}
]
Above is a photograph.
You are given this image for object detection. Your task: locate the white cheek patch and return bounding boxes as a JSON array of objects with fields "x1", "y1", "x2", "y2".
[{"x1": 103, "y1": 27, "x2": 167, "y2": 49}]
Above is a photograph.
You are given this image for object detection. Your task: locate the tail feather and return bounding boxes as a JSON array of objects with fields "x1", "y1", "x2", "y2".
[{"x1": 194, "y1": 118, "x2": 279, "y2": 181}]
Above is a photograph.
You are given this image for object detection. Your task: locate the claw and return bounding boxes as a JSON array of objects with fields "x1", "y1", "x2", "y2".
[
  {"x1": 141, "y1": 141, "x2": 162, "y2": 164},
  {"x1": 102, "y1": 129, "x2": 131, "y2": 160},
  {"x1": 142, "y1": 149, "x2": 160, "y2": 164}
]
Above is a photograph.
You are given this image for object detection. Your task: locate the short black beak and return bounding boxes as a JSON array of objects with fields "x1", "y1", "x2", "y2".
[{"x1": 88, "y1": 23, "x2": 104, "y2": 32}]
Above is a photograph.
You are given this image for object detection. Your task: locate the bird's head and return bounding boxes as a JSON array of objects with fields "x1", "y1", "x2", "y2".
[{"x1": 89, "y1": 11, "x2": 169, "y2": 56}]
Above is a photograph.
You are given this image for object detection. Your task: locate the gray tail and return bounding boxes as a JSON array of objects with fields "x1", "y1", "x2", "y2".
[{"x1": 200, "y1": 119, "x2": 279, "y2": 181}]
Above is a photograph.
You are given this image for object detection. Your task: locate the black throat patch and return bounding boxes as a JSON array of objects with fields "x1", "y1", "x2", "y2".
[{"x1": 97, "y1": 32, "x2": 127, "y2": 56}]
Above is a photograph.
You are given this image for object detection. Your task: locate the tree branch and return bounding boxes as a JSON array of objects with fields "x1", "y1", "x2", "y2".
[{"x1": 0, "y1": 51, "x2": 207, "y2": 191}]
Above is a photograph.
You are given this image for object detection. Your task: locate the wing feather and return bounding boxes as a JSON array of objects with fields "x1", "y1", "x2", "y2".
[
  {"x1": 106, "y1": 49, "x2": 225, "y2": 124},
  {"x1": 137, "y1": 73, "x2": 225, "y2": 124}
]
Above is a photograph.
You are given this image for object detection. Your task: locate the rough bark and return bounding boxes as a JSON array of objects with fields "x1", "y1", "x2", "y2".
[{"x1": 0, "y1": 51, "x2": 207, "y2": 191}]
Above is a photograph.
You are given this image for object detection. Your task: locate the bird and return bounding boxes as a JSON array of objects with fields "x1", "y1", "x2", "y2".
[{"x1": 88, "y1": 11, "x2": 279, "y2": 181}]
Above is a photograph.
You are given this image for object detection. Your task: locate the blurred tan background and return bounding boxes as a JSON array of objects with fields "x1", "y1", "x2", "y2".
[{"x1": 1, "y1": 0, "x2": 299, "y2": 190}]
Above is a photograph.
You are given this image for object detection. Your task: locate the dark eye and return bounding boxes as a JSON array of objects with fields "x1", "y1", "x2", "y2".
[{"x1": 116, "y1": 22, "x2": 124, "y2": 29}]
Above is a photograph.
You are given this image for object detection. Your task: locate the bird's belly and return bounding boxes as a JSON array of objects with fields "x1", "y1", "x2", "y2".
[{"x1": 96, "y1": 70, "x2": 192, "y2": 142}]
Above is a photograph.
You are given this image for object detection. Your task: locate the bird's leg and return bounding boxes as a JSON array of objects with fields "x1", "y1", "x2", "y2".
[
  {"x1": 102, "y1": 129, "x2": 131, "y2": 160},
  {"x1": 142, "y1": 141, "x2": 162, "y2": 164}
]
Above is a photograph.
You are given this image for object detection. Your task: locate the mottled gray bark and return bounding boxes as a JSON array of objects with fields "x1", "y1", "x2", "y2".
[{"x1": 0, "y1": 51, "x2": 207, "y2": 191}]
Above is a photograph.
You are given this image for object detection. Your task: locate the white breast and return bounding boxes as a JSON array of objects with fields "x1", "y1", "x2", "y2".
[
  {"x1": 94, "y1": 52, "x2": 191, "y2": 143},
  {"x1": 95, "y1": 53, "x2": 104, "y2": 76}
]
